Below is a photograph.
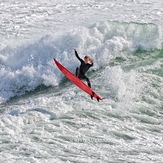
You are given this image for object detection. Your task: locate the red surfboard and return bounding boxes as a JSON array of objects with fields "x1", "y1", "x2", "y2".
[{"x1": 54, "y1": 59, "x2": 102, "y2": 101}]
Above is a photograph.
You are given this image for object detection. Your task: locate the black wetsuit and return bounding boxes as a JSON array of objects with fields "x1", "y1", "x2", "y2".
[{"x1": 74, "y1": 50, "x2": 93, "y2": 88}]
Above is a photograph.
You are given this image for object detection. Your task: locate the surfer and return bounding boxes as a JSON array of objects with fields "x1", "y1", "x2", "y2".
[{"x1": 73, "y1": 48, "x2": 93, "y2": 88}]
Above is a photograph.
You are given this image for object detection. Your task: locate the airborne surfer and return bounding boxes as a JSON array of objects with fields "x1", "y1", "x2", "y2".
[{"x1": 73, "y1": 48, "x2": 93, "y2": 88}]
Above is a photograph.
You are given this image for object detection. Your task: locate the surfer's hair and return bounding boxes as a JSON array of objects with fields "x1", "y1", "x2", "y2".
[{"x1": 84, "y1": 56, "x2": 90, "y2": 60}]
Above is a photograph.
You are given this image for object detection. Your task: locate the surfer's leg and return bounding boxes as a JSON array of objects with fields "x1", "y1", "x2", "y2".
[
  {"x1": 85, "y1": 76, "x2": 91, "y2": 88},
  {"x1": 84, "y1": 76, "x2": 93, "y2": 99},
  {"x1": 75, "y1": 67, "x2": 79, "y2": 77}
]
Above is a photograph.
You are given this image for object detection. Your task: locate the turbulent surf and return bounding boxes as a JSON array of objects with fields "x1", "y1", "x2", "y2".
[{"x1": 0, "y1": 0, "x2": 163, "y2": 162}]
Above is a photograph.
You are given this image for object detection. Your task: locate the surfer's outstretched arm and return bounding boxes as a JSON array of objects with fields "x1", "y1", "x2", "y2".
[{"x1": 73, "y1": 48, "x2": 82, "y2": 62}]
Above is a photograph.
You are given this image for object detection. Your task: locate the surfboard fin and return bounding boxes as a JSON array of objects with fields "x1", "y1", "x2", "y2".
[{"x1": 91, "y1": 91, "x2": 95, "y2": 100}]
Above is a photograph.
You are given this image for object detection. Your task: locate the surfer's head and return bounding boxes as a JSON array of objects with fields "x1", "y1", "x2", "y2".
[{"x1": 84, "y1": 56, "x2": 90, "y2": 63}]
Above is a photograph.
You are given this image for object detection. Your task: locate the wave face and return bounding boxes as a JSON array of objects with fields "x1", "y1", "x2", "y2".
[
  {"x1": 0, "y1": 21, "x2": 162, "y2": 103},
  {"x1": 0, "y1": 0, "x2": 163, "y2": 162}
]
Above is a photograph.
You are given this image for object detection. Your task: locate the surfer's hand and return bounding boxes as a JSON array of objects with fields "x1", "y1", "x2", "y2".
[
  {"x1": 73, "y1": 48, "x2": 76, "y2": 51},
  {"x1": 90, "y1": 58, "x2": 93, "y2": 63}
]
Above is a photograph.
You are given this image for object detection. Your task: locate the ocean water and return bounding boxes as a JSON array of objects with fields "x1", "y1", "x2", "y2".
[{"x1": 0, "y1": 0, "x2": 163, "y2": 162}]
